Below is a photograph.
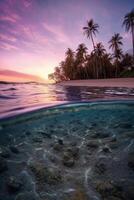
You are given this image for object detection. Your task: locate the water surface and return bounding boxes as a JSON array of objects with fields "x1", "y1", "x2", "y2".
[{"x1": 0, "y1": 82, "x2": 134, "y2": 119}]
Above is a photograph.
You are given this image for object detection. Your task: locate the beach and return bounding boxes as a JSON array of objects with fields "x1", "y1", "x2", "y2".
[{"x1": 58, "y1": 78, "x2": 134, "y2": 88}]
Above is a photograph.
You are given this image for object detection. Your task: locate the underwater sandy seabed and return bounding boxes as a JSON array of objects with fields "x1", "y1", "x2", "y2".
[{"x1": 0, "y1": 101, "x2": 134, "y2": 200}]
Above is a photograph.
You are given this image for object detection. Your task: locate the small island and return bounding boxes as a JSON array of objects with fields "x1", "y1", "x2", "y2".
[{"x1": 49, "y1": 9, "x2": 134, "y2": 84}]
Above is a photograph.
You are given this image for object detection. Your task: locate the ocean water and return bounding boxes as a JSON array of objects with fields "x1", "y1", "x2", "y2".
[
  {"x1": 0, "y1": 83, "x2": 134, "y2": 199},
  {"x1": 0, "y1": 101, "x2": 134, "y2": 200},
  {"x1": 0, "y1": 82, "x2": 134, "y2": 119}
]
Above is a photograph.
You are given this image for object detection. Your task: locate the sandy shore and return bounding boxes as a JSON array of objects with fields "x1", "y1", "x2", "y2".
[{"x1": 58, "y1": 78, "x2": 134, "y2": 88}]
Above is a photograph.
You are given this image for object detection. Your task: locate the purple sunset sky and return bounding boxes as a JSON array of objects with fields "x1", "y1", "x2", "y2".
[{"x1": 0, "y1": 0, "x2": 133, "y2": 80}]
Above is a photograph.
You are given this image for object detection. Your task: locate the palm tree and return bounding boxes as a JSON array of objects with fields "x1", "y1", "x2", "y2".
[
  {"x1": 76, "y1": 43, "x2": 88, "y2": 62},
  {"x1": 109, "y1": 33, "x2": 123, "y2": 77},
  {"x1": 120, "y1": 53, "x2": 133, "y2": 68},
  {"x1": 76, "y1": 43, "x2": 88, "y2": 78},
  {"x1": 93, "y1": 42, "x2": 106, "y2": 57},
  {"x1": 102, "y1": 53, "x2": 113, "y2": 78},
  {"x1": 65, "y1": 48, "x2": 74, "y2": 58},
  {"x1": 83, "y1": 19, "x2": 99, "y2": 49},
  {"x1": 64, "y1": 48, "x2": 75, "y2": 80},
  {"x1": 76, "y1": 43, "x2": 88, "y2": 54},
  {"x1": 123, "y1": 9, "x2": 134, "y2": 60},
  {"x1": 92, "y1": 42, "x2": 106, "y2": 78},
  {"x1": 114, "y1": 48, "x2": 123, "y2": 60},
  {"x1": 109, "y1": 33, "x2": 123, "y2": 53}
]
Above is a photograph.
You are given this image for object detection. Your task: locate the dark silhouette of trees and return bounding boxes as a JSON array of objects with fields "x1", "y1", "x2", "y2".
[
  {"x1": 109, "y1": 33, "x2": 123, "y2": 77},
  {"x1": 123, "y1": 9, "x2": 134, "y2": 60},
  {"x1": 63, "y1": 48, "x2": 75, "y2": 80},
  {"x1": 48, "y1": 42, "x2": 116, "y2": 82},
  {"x1": 89, "y1": 43, "x2": 113, "y2": 79},
  {"x1": 75, "y1": 43, "x2": 88, "y2": 79},
  {"x1": 83, "y1": 20, "x2": 99, "y2": 78},
  {"x1": 49, "y1": 14, "x2": 134, "y2": 82},
  {"x1": 83, "y1": 19, "x2": 99, "y2": 49},
  {"x1": 120, "y1": 53, "x2": 133, "y2": 69}
]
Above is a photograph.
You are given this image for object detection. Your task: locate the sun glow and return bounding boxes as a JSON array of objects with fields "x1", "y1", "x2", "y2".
[{"x1": 0, "y1": 0, "x2": 133, "y2": 82}]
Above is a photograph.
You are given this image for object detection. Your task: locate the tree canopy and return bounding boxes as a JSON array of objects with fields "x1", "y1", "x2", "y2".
[{"x1": 49, "y1": 9, "x2": 134, "y2": 82}]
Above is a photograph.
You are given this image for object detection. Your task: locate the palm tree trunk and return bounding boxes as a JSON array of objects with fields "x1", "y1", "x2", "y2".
[
  {"x1": 91, "y1": 33, "x2": 97, "y2": 78},
  {"x1": 95, "y1": 55, "x2": 99, "y2": 79},
  {"x1": 84, "y1": 65, "x2": 88, "y2": 79},
  {"x1": 91, "y1": 33, "x2": 95, "y2": 50},
  {"x1": 115, "y1": 59, "x2": 118, "y2": 78}
]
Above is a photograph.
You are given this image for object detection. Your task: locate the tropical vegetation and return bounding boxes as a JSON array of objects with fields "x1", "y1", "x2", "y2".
[
  {"x1": 49, "y1": 9, "x2": 134, "y2": 83},
  {"x1": 123, "y1": 8, "x2": 134, "y2": 59}
]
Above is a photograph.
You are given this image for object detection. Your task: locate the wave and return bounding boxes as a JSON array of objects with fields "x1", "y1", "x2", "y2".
[
  {"x1": 0, "y1": 82, "x2": 134, "y2": 119},
  {"x1": 2, "y1": 87, "x2": 17, "y2": 91},
  {"x1": 0, "y1": 95, "x2": 16, "y2": 99},
  {"x1": 30, "y1": 92, "x2": 45, "y2": 96}
]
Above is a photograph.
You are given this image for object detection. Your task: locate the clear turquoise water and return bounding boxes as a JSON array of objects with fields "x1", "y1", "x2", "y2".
[{"x1": 0, "y1": 101, "x2": 134, "y2": 200}]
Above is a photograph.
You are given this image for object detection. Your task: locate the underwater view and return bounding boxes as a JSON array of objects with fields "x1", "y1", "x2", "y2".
[
  {"x1": 0, "y1": 0, "x2": 134, "y2": 199},
  {"x1": 0, "y1": 100, "x2": 134, "y2": 200}
]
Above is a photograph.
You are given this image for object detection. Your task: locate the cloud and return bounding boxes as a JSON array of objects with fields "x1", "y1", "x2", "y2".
[
  {"x1": 122, "y1": 32, "x2": 131, "y2": 40},
  {"x1": 0, "y1": 42, "x2": 19, "y2": 51},
  {"x1": 0, "y1": 33, "x2": 17, "y2": 42},
  {"x1": 0, "y1": 16, "x2": 16, "y2": 23},
  {"x1": 15, "y1": 24, "x2": 49, "y2": 51},
  {"x1": 20, "y1": 25, "x2": 34, "y2": 39},
  {"x1": 0, "y1": 13, "x2": 20, "y2": 23},
  {"x1": 23, "y1": 0, "x2": 32, "y2": 8},
  {"x1": 4, "y1": 0, "x2": 32, "y2": 9},
  {"x1": 43, "y1": 22, "x2": 71, "y2": 44}
]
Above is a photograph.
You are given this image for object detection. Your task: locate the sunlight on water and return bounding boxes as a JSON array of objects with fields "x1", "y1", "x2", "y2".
[{"x1": 0, "y1": 82, "x2": 134, "y2": 119}]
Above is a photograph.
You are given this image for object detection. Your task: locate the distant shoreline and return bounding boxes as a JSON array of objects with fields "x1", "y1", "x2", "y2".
[{"x1": 58, "y1": 78, "x2": 134, "y2": 88}]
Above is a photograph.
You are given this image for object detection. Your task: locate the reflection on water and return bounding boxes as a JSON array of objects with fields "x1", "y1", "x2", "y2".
[{"x1": 0, "y1": 82, "x2": 134, "y2": 119}]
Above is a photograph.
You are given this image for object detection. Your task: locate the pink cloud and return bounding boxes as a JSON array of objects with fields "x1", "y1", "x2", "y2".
[
  {"x1": 122, "y1": 32, "x2": 131, "y2": 41},
  {"x1": 43, "y1": 22, "x2": 71, "y2": 44},
  {"x1": 0, "y1": 13, "x2": 20, "y2": 23},
  {"x1": 23, "y1": 0, "x2": 32, "y2": 8},
  {"x1": 0, "y1": 33, "x2": 17, "y2": 42},
  {"x1": 20, "y1": 25, "x2": 33, "y2": 38},
  {"x1": 16, "y1": 24, "x2": 49, "y2": 47},
  {"x1": 7, "y1": 0, "x2": 32, "y2": 8},
  {"x1": 0, "y1": 16, "x2": 16, "y2": 23},
  {"x1": 1, "y1": 42, "x2": 18, "y2": 51}
]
